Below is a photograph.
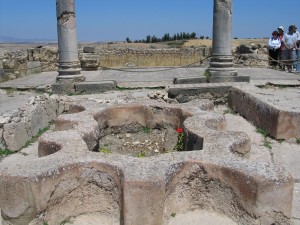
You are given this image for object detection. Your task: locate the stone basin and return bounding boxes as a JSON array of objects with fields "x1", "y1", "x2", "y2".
[{"x1": 0, "y1": 100, "x2": 294, "y2": 225}]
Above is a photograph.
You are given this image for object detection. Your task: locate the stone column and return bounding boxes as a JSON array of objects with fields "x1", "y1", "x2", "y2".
[
  {"x1": 207, "y1": 0, "x2": 248, "y2": 82},
  {"x1": 56, "y1": 0, "x2": 84, "y2": 82}
]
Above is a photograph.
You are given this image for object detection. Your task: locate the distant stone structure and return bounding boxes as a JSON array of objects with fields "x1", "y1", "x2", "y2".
[
  {"x1": 56, "y1": 0, "x2": 84, "y2": 82},
  {"x1": 0, "y1": 0, "x2": 256, "y2": 85},
  {"x1": 208, "y1": 0, "x2": 249, "y2": 82}
]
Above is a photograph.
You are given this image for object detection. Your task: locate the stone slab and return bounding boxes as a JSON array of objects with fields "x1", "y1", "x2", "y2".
[
  {"x1": 75, "y1": 81, "x2": 117, "y2": 94},
  {"x1": 167, "y1": 82, "x2": 238, "y2": 98},
  {"x1": 173, "y1": 76, "x2": 207, "y2": 84},
  {"x1": 209, "y1": 75, "x2": 250, "y2": 83},
  {"x1": 26, "y1": 61, "x2": 42, "y2": 75},
  {"x1": 272, "y1": 142, "x2": 300, "y2": 180},
  {"x1": 83, "y1": 46, "x2": 96, "y2": 53},
  {"x1": 168, "y1": 82, "x2": 300, "y2": 139},
  {"x1": 228, "y1": 85, "x2": 300, "y2": 139},
  {"x1": 80, "y1": 53, "x2": 99, "y2": 71},
  {"x1": 51, "y1": 82, "x2": 75, "y2": 95}
]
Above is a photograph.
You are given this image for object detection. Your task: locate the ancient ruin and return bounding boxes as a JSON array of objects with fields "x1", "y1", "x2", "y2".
[
  {"x1": 0, "y1": 0, "x2": 299, "y2": 224},
  {"x1": 0, "y1": 97, "x2": 295, "y2": 225},
  {"x1": 207, "y1": 0, "x2": 249, "y2": 82},
  {"x1": 56, "y1": 0, "x2": 84, "y2": 82}
]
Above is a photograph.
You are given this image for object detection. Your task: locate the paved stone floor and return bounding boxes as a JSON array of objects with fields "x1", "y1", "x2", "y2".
[{"x1": 0, "y1": 67, "x2": 300, "y2": 224}]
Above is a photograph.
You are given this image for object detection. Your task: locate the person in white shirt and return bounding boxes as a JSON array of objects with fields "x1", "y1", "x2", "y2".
[
  {"x1": 282, "y1": 25, "x2": 298, "y2": 72},
  {"x1": 293, "y1": 25, "x2": 300, "y2": 72},
  {"x1": 293, "y1": 25, "x2": 300, "y2": 39},
  {"x1": 268, "y1": 30, "x2": 281, "y2": 68}
]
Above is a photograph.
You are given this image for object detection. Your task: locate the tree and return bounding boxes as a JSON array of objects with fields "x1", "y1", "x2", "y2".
[
  {"x1": 151, "y1": 35, "x2": 158, "y2": 43},
  {"x1": 146, "y1": 35, "x2": 151, "y2": 43},
  {"x1": 190, "y1": 32, "x2": 197, "y2": 39},
  {"x1": 126, "y1": 37, "x2": 132, "y2": 43},
  {"x1": 162, "y1": 33, "x2": 170, "y2": 42},
  {"x1": 172, "y1": 34, "x2": 177, "y2": 41}
]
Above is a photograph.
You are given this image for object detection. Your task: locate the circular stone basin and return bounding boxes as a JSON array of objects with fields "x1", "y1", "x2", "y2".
[{"x1": 94, "y1": 104, "x2": 203, "y2": 157}]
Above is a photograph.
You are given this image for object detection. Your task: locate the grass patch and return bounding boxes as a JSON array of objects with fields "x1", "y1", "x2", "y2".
[
  {"x1": 60, "y1": 219, "x2": 71, "y2": 225},
  {"x1": 99, "y1": 148, "x2": 112, "y2": 154},
  {"x1": 171, "y1": 212, "x2": 176, "y2": 217},
  {"x1": 116, "y1": 86, "x2": 140, "y2": 91},
  {"x1": 263, "y1": 139, "x2": 272, "y2": 149},
  {"x1": 143, "y1": 126, "x2": 151, "y2": 134},
  {"x1": 0, "y1": 149, "x2": 15, "y2": 156},
  {"x1": 297, "y1": 138, "x2": 300, "y2": 144},
  {"x1": 136, "y1": 151, "x2": 146, "y2": 158},
  {"x1": 4, "y1": 87, "x2": 17, "y2": 96},
  {"x1": 203, "y1": 69, "x2": 211, "y2": 82},
  {"x1": 256, "y1": 128, "x2": 273, "y2": 149},
  {"x1": 256, "y1": 128, "x2": 269, "y2": 138}
]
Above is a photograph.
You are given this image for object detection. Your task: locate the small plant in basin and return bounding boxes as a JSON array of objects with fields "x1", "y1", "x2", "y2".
[{"x1": 175, "y1": 128, "x2": 184, "y2": 151}]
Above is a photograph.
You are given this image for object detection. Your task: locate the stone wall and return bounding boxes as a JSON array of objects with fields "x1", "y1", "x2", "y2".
[
  {"x1": 0, "y1": 46, "x2": 58, "y2": 82},
  {"x1": 90, "y1": 47, "x2": 211, "y2": 68},
  {"x1": 0, "y1": 43, "x2": 269, "y2": 82},
  {"x1": 0, "y1": 94, "x2": 71, "y2": 151},
  {"x1": 233, "y1": 43, "x2": 269, "y2": 67}
]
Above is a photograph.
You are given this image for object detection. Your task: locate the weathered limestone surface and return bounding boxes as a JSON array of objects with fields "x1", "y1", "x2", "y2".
[
  {"x1": 0, "y1": 50, "x2": 27, "y2": 80},
  {"x1": 27, "y1": 46, "x2": 58, "y2": 71},
  {"x1": 3, "y1": 120, "x2": 30, "y2": 151},
  {"x1": 75, "y1": 81, "x2": 116, "y2": 94},
  {"x1": 228, "y1": 85, "x2": 300, "y2": 139},
  {"x1": 0, "y1": 94, "x2": 72, "y2": 151},
  {"x1": 168, "y1": 82, "x2": 300, "y2": 140},
  {"x1": 80, "y1": 53, "x2": 99, "y2": 70},
  {"x1": 0, "y1": 100, "x2": 294, "y2": 225},
  {"x1": 26, "y1": 61, "x2": 42, "y2": 75}
]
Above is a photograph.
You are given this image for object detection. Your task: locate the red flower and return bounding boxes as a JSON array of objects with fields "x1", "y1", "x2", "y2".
[{"x1": 176, "y1": 128, "x2": 183, "y2": 133}]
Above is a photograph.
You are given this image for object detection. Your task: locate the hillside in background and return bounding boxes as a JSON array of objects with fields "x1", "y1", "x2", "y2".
[{"x1": 0, "y1": 36, "x2": 56, "y2": 43}]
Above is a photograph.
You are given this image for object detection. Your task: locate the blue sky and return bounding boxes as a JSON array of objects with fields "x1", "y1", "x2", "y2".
[{"x1": 0, "y1": 0, "x2": 299, "y2": 42}]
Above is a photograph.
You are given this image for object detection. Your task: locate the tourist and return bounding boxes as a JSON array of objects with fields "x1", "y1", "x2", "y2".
[
  {"x1": 282, "y1": 25, "x2": 297, "y2": 73},
  {"x1": 277, "y1": 26, "x2": 285, "y2": 70},
  {"x1": 293, "y1": 25, "x2": 300, "y2": 72},
  {"x1": 268, "y1": 31, "x2": 281, "y2": 68},
  {"x1": 296, "y1": 38, "x2": 300, "y2": 73}
]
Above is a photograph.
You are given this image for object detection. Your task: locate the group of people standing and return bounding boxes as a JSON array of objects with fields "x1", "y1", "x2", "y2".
[{"x1": 268, "y1": 25, "x2": 300, "y2": 73}]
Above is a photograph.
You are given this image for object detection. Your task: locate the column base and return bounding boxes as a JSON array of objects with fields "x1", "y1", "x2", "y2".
[
  {"x1": 57, "y1": 61, "x2": 82, "y2": 75},
  {"x1": 56, "y1": 74, "x2": 86, "y2": 82},
  {"x1": 206, "y1": 68, "x2": 249, "y2": 83}
]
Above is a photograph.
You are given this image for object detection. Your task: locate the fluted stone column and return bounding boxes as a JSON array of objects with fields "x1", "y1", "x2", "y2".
[
  {"x1": 207, "y1": 0, "x2": 248, "y2": 82},
  {"x1": 56, "y1": 0, "x2": 84, "y2": 82}
]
